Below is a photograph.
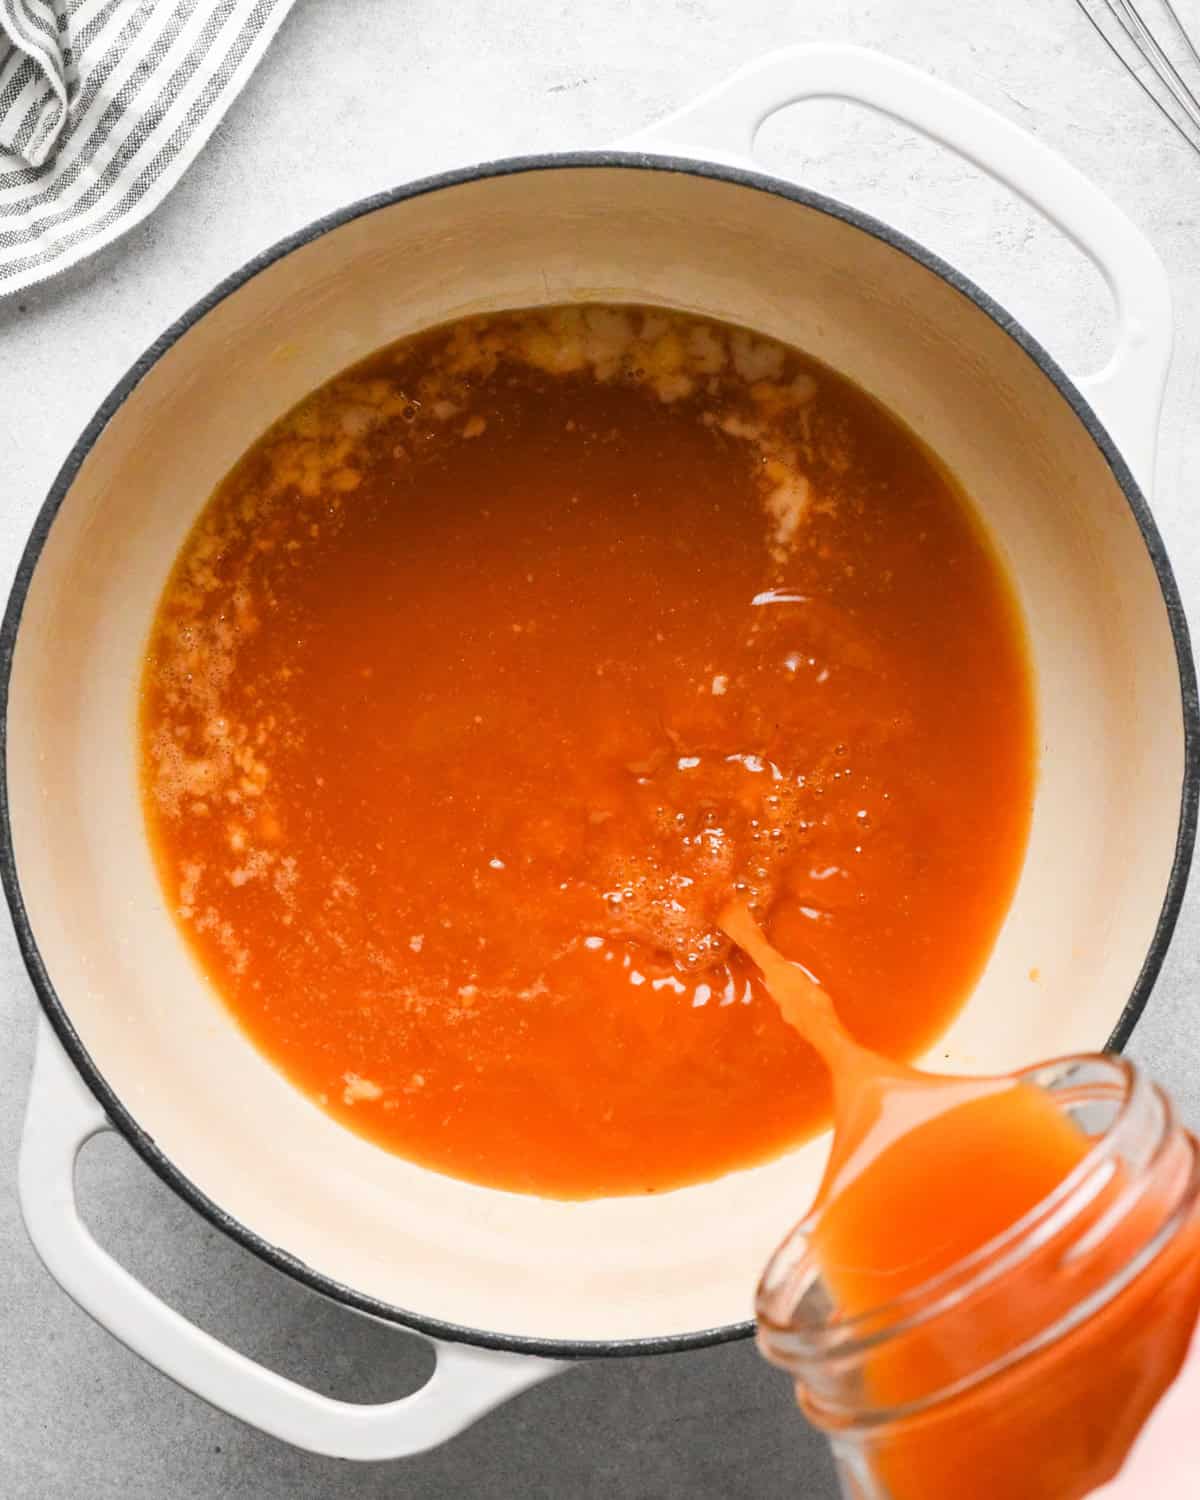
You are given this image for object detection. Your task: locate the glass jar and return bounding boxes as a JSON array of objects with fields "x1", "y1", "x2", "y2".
[{"x1": 757, "y1": 1055, "x2": 1200, "y2": 1500}]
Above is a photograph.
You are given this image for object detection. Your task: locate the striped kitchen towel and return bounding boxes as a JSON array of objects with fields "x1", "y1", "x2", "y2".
[{"x1": 0, "y1": 0, "x2": 296, "y2": 297}]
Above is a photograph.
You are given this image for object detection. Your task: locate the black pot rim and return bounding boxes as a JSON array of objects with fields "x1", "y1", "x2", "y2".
[{"x1": 3, "y1": 150, "x2": 1197, "y2": 1363}]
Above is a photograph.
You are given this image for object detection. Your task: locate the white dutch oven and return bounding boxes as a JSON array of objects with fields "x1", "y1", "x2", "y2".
[{"x1": 4, "y1": 45, "x2": 1196, "y2": 1460}]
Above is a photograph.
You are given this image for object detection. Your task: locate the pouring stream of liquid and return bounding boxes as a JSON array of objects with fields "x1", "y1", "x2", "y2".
[
  {"x1": 719, "y1": 900, "x2": 1014, "y2": 1211},
  {"x1": 720, "y1": 898, "x2": 1096, "y2": 1321}
]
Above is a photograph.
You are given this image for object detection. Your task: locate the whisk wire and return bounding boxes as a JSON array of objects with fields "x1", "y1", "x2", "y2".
[
  {"x1": 1118, "y1": 0, "x2": 1200, "y2": 115},
  {"x1": 1074, "y1": 0, "x2": 1200, "y2": 154},
  {"x1": 1159, "y1": 0, "x2": 1200, "y2": 71}
]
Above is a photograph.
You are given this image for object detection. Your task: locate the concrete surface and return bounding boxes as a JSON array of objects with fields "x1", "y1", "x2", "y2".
[{"x1": 3, "y1": 1, "x2": 1200, "y2": 1495}]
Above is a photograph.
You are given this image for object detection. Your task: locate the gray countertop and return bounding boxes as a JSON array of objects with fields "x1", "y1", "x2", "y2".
[{"x1": 3, "y1": 1, "x2": 1200, "y2": 1495}]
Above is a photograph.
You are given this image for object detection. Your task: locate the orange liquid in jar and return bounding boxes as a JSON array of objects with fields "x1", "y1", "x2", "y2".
[
  {"x1": 734, "y1": 909, "x2": 1200, "y2": 1500},
  {"x1": 857, "y1": 1123, "x2": 1200, "y2": 1500},
  {"x1": 140, "y1": 305, "x2": 1034, "y2": 1198},
  {"x1": 814, "y1": 1086, "x2": 1092, "y2": 1318}
]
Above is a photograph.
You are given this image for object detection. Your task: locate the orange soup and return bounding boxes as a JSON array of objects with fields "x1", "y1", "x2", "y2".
[{"x1": 140, "y1": 304, "x2": 1035, "y2": 1197}]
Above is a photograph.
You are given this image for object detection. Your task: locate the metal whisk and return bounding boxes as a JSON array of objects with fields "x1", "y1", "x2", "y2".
[{"x1": 1074, "y1": 0, "x2": 1200, "y2": 153}]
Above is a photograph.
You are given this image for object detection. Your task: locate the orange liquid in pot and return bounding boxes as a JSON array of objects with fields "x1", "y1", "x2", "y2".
[{"x1": 140, "y1": 305, "x2": 1034, "y2": 1197}]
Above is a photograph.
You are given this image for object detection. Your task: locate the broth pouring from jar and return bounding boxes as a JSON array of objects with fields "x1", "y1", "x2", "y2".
[
  {"x1": 720, "y1": 901, "x2": 1092, "y2": 1312},
  {"x1": 725, "y1": 901, "x2": 1200, "y2": 1500}
]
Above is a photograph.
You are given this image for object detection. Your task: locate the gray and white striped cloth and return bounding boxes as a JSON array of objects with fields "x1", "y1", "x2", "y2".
[{"x1": 0, "y1": 0, "x2": 296, "y2": 296}]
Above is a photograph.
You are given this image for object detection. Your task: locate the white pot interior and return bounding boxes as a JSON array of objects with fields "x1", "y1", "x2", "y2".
[{"x1": 5, "y1": 163, "x2": 1187, "y2": 1345}]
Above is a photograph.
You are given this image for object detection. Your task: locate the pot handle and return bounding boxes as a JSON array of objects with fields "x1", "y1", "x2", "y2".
[
  {"x1": 18, "y1": 1019, "x2": 564, "y2": 1461},
  {"x1": 619, "y1": 43, "x2": 1171, "y2": 493}
]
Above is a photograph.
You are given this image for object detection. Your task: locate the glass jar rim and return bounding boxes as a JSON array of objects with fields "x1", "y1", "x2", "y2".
[{"x1": 756, "y1": 1052, "x2": 1142, "y2": 1365}]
